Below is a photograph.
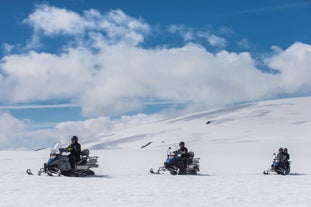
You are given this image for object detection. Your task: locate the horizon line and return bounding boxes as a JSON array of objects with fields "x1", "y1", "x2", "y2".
[
  {"x1": 0, "y1": 101, "x2": 175, "y2": 110},
  {"x1": 0, "y1": 104, "x2": 80, "y2": 110}
]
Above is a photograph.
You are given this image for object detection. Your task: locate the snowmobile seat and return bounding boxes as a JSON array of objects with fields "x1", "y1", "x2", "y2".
[
  {"x1": 77, "y1": 157, "x2": 88, "y2": 165},
  {"x1": 187, "y1": 152, "x2": 194, "y2": 164},
  {"x1": 76, "y1": 149, "x2": 89, "y2": 166},
  {"x1": 188, "y1": 152, "x2": 194, "y2": 158},
  {"x1": 81, "y1": 149, "x2": 89, "y2": 158}
]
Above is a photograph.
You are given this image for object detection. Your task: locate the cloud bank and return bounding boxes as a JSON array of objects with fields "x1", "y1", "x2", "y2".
[
  {"x1": 0, "y1": 112, "x2": 164, "y2": 150},
  {"x1": 0, "y1": 4, "x2": 311, "y2": 148},
  {"x1": 0, "y1": 112, "x2": 25, "y2": 145}
]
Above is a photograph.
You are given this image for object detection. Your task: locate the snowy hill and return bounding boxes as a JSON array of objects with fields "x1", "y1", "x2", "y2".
[
  {"x1": 79, "y1": 96, "x2": 311, "y2": 174},
  {"x1": 81, "y1": 97, "x2": 311, "y2": 169},
  {"x1": 82, "y1": 96, "x2": 311, "y2": 152},
  {"x1": 1, "y1": 96, "x2": 311, "y2": 207}
]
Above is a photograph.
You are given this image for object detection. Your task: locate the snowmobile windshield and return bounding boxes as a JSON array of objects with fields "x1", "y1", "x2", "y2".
[{"x1": 50, "y1": 143, "x2": 61, "y2": 156}]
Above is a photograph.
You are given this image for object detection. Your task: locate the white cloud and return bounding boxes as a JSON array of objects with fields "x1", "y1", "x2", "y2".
[
  {"x1": 2, "y1": 4, "x2": 311, "y2": 149},
  {"x1": 54, "y1": 113, "x2": 163, "y2": 142},
  {"x1": 2, "y1": 43, "x2": 15, "y2": 54},
  {"x1": 168, "y1": 25, "x2": 194, "y2": 41},
  {"x1": 266, "y1": 42, "x2": 311, "y2": 94},
  {"x1": 237, "y1": 38, "x2": 252, "y2": 50},
  {"x1": 0, "y1": 112, "x2": 164, "y2": 149},
  {"x1": 218, "y1": 26, "x2": 234, "y2": 36},
  {"x1": 270, "y1": 45, "x2": 283, "y2": 54},
  {"x1": 0, "y1": 104, "x2": 78, "y2": 110},
  {"x1": 206, "y1": 34, "x2": 227, "y2": 47},
  {"x1": 23, "y1": 5, "x2": 149, "y2": 48},
  {"x1": 0, "y1": 112, "x2": 25, "y2": 144},
  {"x1": 168, "y1": 25, "x2": 227, "y2": 48},
  {"x1": 0, "y1": 49, "x2": 95, "y2": 102},
  {"x1": 1, "y1": 5, "x2": 311, "y2": 119},
  {"x1": 24, "y1": 4, "x2": 84, "y2": 36}
]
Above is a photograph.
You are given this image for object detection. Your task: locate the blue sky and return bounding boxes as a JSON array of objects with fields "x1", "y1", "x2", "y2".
[
  {"x1": 0, "y1": 0, "x2": 311, "y2": 149},
  {"x1": 1, "y1": 1, "x2": 310, "y2": 52}
]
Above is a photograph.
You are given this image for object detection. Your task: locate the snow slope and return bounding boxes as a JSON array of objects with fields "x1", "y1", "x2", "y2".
[{"x1": 1, "y1": 97, "x2": 311, "y2": 206}]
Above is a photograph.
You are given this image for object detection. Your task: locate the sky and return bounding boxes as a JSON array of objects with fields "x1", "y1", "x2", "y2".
[{"x1": 0, "y1": 0, "x2": 311, "y2": 149}]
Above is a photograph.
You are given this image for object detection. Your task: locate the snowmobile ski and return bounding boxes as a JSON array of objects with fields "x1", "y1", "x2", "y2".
[
  {"x1": 150, "y1": 168, "x2": 160, "y2": 174},
  {"x1": 26, "y1": 169, "x2": 33, "y2": 175}
]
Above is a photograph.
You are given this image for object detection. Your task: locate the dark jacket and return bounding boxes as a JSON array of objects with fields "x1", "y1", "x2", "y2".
[
  {"x1": 284, "y1": 152, "x2": 290, "y2": 161},
  {"x1": 178, "y1": 147, "x2": 188, "y2": 158},
  {"x1": 67, "y1": 142, "x2": 81, "y2": 162},
  {"x1": 276, "y1": 152, "x2": 288, "y2": 162}
]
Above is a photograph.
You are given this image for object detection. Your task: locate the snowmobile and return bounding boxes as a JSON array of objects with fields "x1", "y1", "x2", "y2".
[
  {"x1": 150, "y1": 146, "x2": 200, "y2": 175},
  {"x1": 263, "y1": 154, "x2": 290, "y2": 175},
  {"x1": 27, "y1": 143, "x2": 99, "y2": 177}
]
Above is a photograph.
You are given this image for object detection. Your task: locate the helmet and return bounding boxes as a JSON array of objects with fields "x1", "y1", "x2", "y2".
[
  {"x1": 71, "y1": 136, "x2": 78, "y2": 142},
  {"x1": 279, "y1": 148, "x2": 283, "y2": 152},
  {"x1": 284, "y1": 148, "x2": 288, "y2": 152},
  {"x1": 179, "y1": 141, "x2": 185, "y2": 146}
]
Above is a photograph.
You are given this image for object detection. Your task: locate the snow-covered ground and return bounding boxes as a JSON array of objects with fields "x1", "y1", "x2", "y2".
[{"x1": 1, "y1": 97, "x2": 311, "y2": 206}]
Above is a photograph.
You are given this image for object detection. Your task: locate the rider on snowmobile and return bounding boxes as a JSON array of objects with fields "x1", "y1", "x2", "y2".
[
  {"x1": 273, "y1": 147, "x2": 289, "y2": 170},
  {"x1": 283, "y1": 148, "x2": 290, "y2": 160},
  {"x1": 151, "y1": 141, "x2": 199, "y2": 175},
  {"x1": 177, "y1": 141, "x2": 188, "y2": 174},
  {"x1": 283, "y1": 148, "x2": 290, "y2": 168},
  {"x1": 67, "y1": 136, "x2": 81, "y2": 170},
  {"x1": 276, "y1": 148, "x2": 285, "y2": 161},
  {"x1": 178, "y1": 141, "x2": 188, "y2": 157},
  {"x1": 264, "y1": 148, "x2": 291, "y2": 175},
  {"x1": 164, "y1": 142, "x2": 188, "y2": 172}
]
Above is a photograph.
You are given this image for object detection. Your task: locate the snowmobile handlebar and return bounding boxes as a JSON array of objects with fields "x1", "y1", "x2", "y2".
[{"x1": 59, "y1": 148, "x2": 69, "y2": 153}]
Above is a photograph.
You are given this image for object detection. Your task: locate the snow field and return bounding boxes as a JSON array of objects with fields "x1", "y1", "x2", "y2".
[
  {"x1": 1, "y1": 97, "x2": 311, "y2": 206},
  {"x1": 0, "y1": 146, "x2": 311, "y2": 207}
]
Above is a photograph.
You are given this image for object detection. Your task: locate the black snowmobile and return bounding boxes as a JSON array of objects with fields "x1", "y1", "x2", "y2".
[
  {"x1": 150, "y1": 146, "x2": 200, "y2": 175},
  {"x1": 27, "y1": 143, "x2": 99, "y2": 177},
  {"x1": 263, "y1": 153, "x2": 290, "y2": 175}
]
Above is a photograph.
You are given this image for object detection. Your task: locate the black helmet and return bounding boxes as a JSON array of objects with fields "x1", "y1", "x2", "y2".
[
  {"x1": 284, "y1": 148, "x2": 288, "y2": 152},
  {"x1": 71, "y1": 136, "x2": 78, "y2": 142},
  {"x1": 279, "y1": 148, "x2": 283, "y2": 152},
  {"x1": 179, "y1": 141, "x2": 185, "y2": 146}
]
